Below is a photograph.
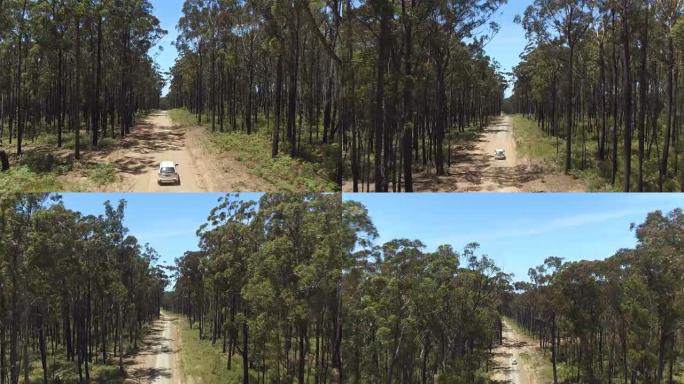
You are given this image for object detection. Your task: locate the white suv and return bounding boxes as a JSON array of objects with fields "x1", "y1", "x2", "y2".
[{"x1": 158, "y1": 161, "x2": 180, "y2": 185}]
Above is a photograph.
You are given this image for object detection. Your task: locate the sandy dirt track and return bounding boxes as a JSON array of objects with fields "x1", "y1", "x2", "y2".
[
  {"x1": 490, "y1": 319, "x2": 543, "y2": 384},
  {"x1": 126, "y1": 313, "x2": 182, "y2": 384},
  {"x1": 93, "y1": 111, "x2": 270, "y2": 192},
  {"x1": 345, "y1": 115, "x2": 585, "y2": 192},
  {"x1": 412, "y1": 115, "x2": 585, "y2": 192}
]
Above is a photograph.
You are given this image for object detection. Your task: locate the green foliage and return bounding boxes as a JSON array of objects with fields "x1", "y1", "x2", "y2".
[
  {"x1": 0, "y1": 153, "x2": 118, "y2": 192},
  {"x1": 167, "y1": 108, "x2": 198, "y2": 126},
  {"x1": 513, "y1": 0, "x2": 684, "y2": 192},
  {"x1": 176, "y1": 315, "x2": 258, "y2": 384},
  {"x1": 343, "y1": 240, "x2": 514, "y2": 383},
  {"x1": 86, "y1": 163, "x2": 118, "y2": 185},
  {"x1": 168, "y1": 108, "x2": 339, "y2": 191},
  {"x1": 169, "y1": 193, "x2": 377, "y2": 383},
  {"x1": 169, "y1": 0, "x2": 344, "y2": 191},
  {"x1": 345, "y1": 0, "x2": 508, "y2": 190},
  {"x1": 0, "y1": 165, "x2": 64, "y2": 193},
  {"x1": 0, "y1": 196, "x2": 169, "y2": 384},
  {"x1": 510, "y1": 114, "x2": 682, "y2": 192},
  {"x1": 0, "y1": 0, "x2": 166, "y2": 158},
  {"x1": 508, "y1": 209, "x2": 684, "y2": 384},
  {"x1": 210, "y1": 132, "x2": 338, "y2": 192}
]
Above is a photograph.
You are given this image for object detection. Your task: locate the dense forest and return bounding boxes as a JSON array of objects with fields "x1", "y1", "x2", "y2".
[
  {"x1": 342, "y1": 0, "x2": 507, "y2": 192},
  {"x1": 0, "y1": 194, "x2": 169, "y2": 384},
  {"x1": 166, "y1": 0, "x2": 507, "y2": 193},
  {"x1": 511, "y1": 0, "x2": 684, "y2": 192},
  {"x1": 0, "y1": 0, "x2": 165, "y2": 159},
  {"x1": 343, "y1": 241, "x2": 512, "y2": 383},
  {"x1": 170, "y1": 193, "x2": 683, "y2": 384},
  {"x1": 168, "y1": 193, "x2": 511, "y2": 383},
  {"x1": 508, "y1": 209, "x2": 683, "y2": 384},
  {"x1": 167, "y1": 193, "x2": 373, "y2": 384},
  {"x1": 167, "y1": 0, "x2": 346, "y2": 184}
]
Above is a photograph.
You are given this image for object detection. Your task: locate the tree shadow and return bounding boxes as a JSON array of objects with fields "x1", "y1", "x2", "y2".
[{"x1": 125, "y1": 367, "x2": 173, "y2": 384}]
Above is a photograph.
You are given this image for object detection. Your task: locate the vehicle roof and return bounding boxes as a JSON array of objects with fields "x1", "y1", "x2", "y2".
[{"x1": 160, "y1": 161, "x2": 175, "y2": 168}]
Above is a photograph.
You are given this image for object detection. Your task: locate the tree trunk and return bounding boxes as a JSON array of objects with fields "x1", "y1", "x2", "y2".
[
  {"x1": 74, "y1": 10, "x2": 82, "y2": 160},
  {"x1": 91, "y1": 13, "x2": 103, "y2": 147},
  {"x1": 0, "y1": 151, "x2": 8, "y2": 171},
  {"x1": 373, "y1": 0, "x2": 391, "y2": 192},
  {"x1": 242, "y1": 321, "x2": 249, "y2": 384},
  {"x1": 565, "y1": 41, "x2": 574, "y2": 174},
  {"x1": 622, "y1": 15, "x2": 632, "y2": 192},
  {"x1": 637, "y1": 10, "x2": 649, "y2": 191},
  {"x1": 660, "y1": 37, "x2": 674, "y2": 191},
  {"x1": 551, "y1": 315, "x2": 558, "y2": 384}
]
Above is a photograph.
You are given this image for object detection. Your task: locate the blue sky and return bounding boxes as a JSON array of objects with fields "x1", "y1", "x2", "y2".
[
  {"x1": 57, "y1": 193, "x2": 683, "y2": 284},
  {"x1": 150, "y1": 0, "x2": 185, "y2": 95},
  {"x1": 148, "y1": 0, "x2": 531, "y2": 96},
  {"x1": 343, "y1": 193, "x2": 684, "y2": 282},
  {"x1": 484, "y1": 0, "x2": 531, "y2": 95}
]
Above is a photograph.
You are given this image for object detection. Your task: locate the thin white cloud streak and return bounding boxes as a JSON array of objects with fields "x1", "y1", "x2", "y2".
[
  {"x1": 500, "y1": 208, "x2": 647, "y2": 238},
  {"x1": 430, "y1": 207, "x2": 665, "y2": 247}
]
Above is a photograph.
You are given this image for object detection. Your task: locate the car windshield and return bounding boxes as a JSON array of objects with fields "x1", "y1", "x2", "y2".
[{"x1": 161, "y1": 167, "x2": 175, "y2": 174}]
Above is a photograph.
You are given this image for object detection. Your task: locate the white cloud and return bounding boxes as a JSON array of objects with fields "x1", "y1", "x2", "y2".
[{"x1": 432, "y1": 208, "x2": 652, "y2": 246}]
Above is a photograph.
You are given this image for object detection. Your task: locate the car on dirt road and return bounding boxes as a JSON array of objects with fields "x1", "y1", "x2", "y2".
[
  {"x1": 158, "y1": 161, "x2": 181, "y2": 185},
  {"x1": 495, "y1": 149, "x2": 506, "y2": 160},
  {"x1": 511, "y1": 359, "x2": 517, "y2": 366}
]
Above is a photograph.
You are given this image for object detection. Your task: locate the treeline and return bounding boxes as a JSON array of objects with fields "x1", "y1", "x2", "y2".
[
  {"x1": 507, "y1": 209, "x2": 684, "y2": 384},
  {"x1": 343, "y1": 0, "x2": 507, "y2": 192},
  {"x1": 0, "y1": 195, "x2": 168, "y2": 384},
  {"x1": 0, "y1": 0, "x2": 165, "y2": 159},
  {"x1": 512, "y1": 0, "x2": 684, "y2": 192},
  {"x1": 168, "y1": 193, "x2": 513, "y2": 383},
  {"x1": 167, "y1": 193, "x2": 370, "y2": 384},
  {"x1": 168, "y1": 0, "x2": 344, "y2": 178},
  {"x1": 343, "y1": 241, "x2": 512, "y2": 383}
]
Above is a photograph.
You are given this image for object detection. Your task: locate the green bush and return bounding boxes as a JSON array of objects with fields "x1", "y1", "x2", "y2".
[
  {"x1": 86, "y1": 163, "x2": 118, "y2": 185},
  {"x1": 0, "y1": 165, "x2": 63, "y2": 193},
  {"x1": 167, "y1": 108, "x2": 338, "y2": 191},
  {"x1": 210, "y1": 131, "x2": 338, "y2": 192}
]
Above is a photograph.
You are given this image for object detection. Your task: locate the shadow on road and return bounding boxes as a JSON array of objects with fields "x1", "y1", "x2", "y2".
[{"x1": 126, "y1": 367, "x2": 173, "y2": 384}]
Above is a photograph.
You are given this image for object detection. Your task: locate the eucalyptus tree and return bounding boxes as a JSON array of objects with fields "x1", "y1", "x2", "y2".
[
  {"x1": 0, "y1": 0, "x2": 165, "y2": 157},
  {"x1": 0, "y1": 195, "x2": 168, "y2": 384},
  {"x1": 520, "y1": 0, "x2": 595, "y2": 175},
  {"x1": 507, "y1": 209, "x2": 684, "y2": 384},
  {"x1": 342, "y1": 0, "x2": 507, "y2": 192},
  {"x1": 169, "y1": 193, "x2": 375, "y2": 383},
  {"x1": 343, "y1": 240, "x2": 513, "y2": 382},
  {"x1": 513, "y1": 0, "x2": 684, "y2": 191},
  {"x1": 168, "y1": 0, "x2": 343, "y2": 174}
]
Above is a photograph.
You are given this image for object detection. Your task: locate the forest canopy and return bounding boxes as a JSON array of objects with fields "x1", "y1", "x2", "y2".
[
  {"x1": 0, "y1": 194, "x2": 169, "y2": 384},
  {"x1": 167, "y1": 193, "x2": 684, "y2": 384},
  {"x1": 0, "y1": 194, "x2": 682, "y2": 383}
]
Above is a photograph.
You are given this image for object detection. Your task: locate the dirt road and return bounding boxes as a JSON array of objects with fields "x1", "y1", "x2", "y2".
[
  {"x1": 93, "y1": 111, "x2": 269, "y2": 192},
  {"x1": 491, "y1": 319, "x2": 543, "y2": 384},
  {"x1": 127, "y1": 313, "x2": 182, "y2": 384},
  {"x1": 411, "y1": 115, "x2": 585, "y2": 192}
]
